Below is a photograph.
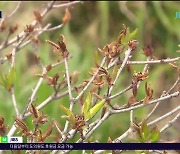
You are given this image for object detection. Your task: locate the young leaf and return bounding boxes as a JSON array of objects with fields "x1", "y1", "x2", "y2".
[
  {"x1": 7, "y1": 67, "x2": 16, "y2": 86},
  {"x1": 0, "y1": 71, "x2": 6, "y2": 87},
  {"x1": 87, "y1": 99, "x2": 106, "y2": 120},
  {"x1": 82, "y1": 92, "x2": 92, "y2": 115},
  {"x1": 130, "y1": 28, "x2": 138, "y2": 39},
  {"x1": 59, "y1": 104, "x2": 75, "y2": 124},
  {"x1": 140, "y1": 121, "x2": 149, "y2": 141},
  {"x1": 150, "y1": 126, "x2": 160, "y2": 143}
]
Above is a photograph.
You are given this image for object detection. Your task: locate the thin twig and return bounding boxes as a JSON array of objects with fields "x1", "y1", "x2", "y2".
[
  {"x1": 102, "y1": 106, "x2": 180, "y2": 145},
  {"x1": 114, "y1": 127, "x2": 133, "y2": 142},
  {"x1": 0, "y1": 0, "x2": 51, "y2": 51},
  {"x1": 52, "y1": 1, "x2": 83, "y2": 8},
  {"x1": 64, "y1": 57, "x2": 73, "y2": 101},
  {"x1": 63, "y1": 57, "x2": 74, "y2": 134},
  {"x1": 10, "y1": 88, "x2": 19, "y2": 117},
  {"x1": 109, "y1": 84, "x2": 132, "y2": 99},
  {"x1": 52, "y1": 56, "x2": 72, "y2": 68},
  {"x1": 167, "y1": 77, "x2": 180, "y2": 94},
  {"x1": 24, "y1": 83, "x2": 83, "y2": 118},
  {"x1": 108, "y1": 48, "x2": 132, "y2": 96},
  {"x1": 143, "y1": 101, "x2": 160, "y2": 123},
  {"x1": 67, "y1": 92, "x2": 180, "y2": 154},
  {"x1": 7, "y1": 71, "x2": 69, "y2": 137},
  {"x1": 131, "y1": 57, "x2": 150, "y2": 126},
  {"x1": 54, "y1": 120, "x2": 63, "y2": 137},
  {"x1": 143, "y1": 77, "x2": 180, "y2": 123},
  {"x1": 9, "y1": 31, "x2": 26, "y2": 118},
  {"x1": 160, "y1": 112, "x2": 180, "y2": 133},
  {"x1": 7, "y1": 124, "x2": 17, "y2": 137},
  {"x1": 44, "y1": 24, "x2": 63, "y2": 32},
  {"x1": 148, "y1": 106, "x2": 180, "y2": 127},
  {"x1": 0, "y1": 1, "x2": 78, "y2": 50},
  {"x1": 74, "y1": 57, "x2": 106, "y2": 101},
  {"x1": 0, "y1": 23, "x2": 46, "y2": 65},
  {"x1": 130, "y1": 110, "x2": 133, "y2": 125},
  {"x1": 127, "y1": 57, "x2": 180, "y2": 65},
  {"x1": 107, "y1": 57, "x2": 180, "y2": 69},
  {"x1": 5, "y1": 2, "x2": 22, "y2": 20},
  {"x1": 22, "y1": 67, "x2": 47, "y2": 117},
  {"x1": 112, "y1": 91, "x2": 179, "y2": 114}
]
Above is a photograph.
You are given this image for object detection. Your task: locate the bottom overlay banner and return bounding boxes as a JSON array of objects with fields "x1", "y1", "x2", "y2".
[{"x1": 0, "y1": 143, "x2": 179, "y2": 150}]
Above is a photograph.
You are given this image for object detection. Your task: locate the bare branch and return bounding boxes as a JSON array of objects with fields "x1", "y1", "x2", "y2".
[
  {"x1": 44, "y1": 24, "x2": 63, "y2": 32},
  {"x1": 64, "y1": 57, "x2": 73, "y2": 101},
  {"x1": 148, "y1": 106, "x2": 180, "y2": 127},
  {"x1": 167, "y1": 77, "x2": 180, "y2": 94},
  {"x1": 0, "y1": 1, "x2": 81, "y2": 51},
  {"x1": 109, "y1": 84, "x2": 132, "y2": 99},
  {"x1": 108, "y1": 48, "x2": 132, "y2": 96},
  {"x1": 143, "y1": 77, "x2": 180, "y2": 123},
  {"x1": 74, "y1": 57, "x2": 106, "y2": 101},
  {"x1": 52, "y1": 1, "x2": 83, "y2": 8},
  {"x1": 114, "y1": 127, "x2": 133, "y2": 143},
  {"x1": 107, "y1": 57, "x2": 180, "y2": 69},
  {"x1": 63, "y1": 57, "x2": 74, "y2": 134},
  {"x1": 130, "y1": 110, "x2": 133, "y2": 125},
  {"x1": 127, "y1": 57, "x2": 180, "y2": 65},
  {"x1": 22, "y1": 67, "x2": 47, "y2": 117},
  {"x1": 112, "y1": 91, "x2": 179, "y2": 114},
  {"x1": 106, "y1": 93, "x2": 179, "y2": 144},
  {"x1": 6, "y1": 2, "x2": 21, "y2": 20},
  {"x1": 52, "y1": 56, "x2": 72, "y2": 68},
  {"x1": 160, "y1": 112, "x2": 180, "y2": 133},
  {"x1": 54, "y1": 120, "x2": 63, "y2": 137},
  {"x1": 10, "y1": 88, "x2": 19, "y2": 117}
]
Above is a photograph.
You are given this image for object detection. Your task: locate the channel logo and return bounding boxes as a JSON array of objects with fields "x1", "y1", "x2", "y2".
[
  {"x1": 0, "y1": 136, "x2": 23, "y2": 143},
  {"x1": 0, "y1": 136, "x2": 8, "y2": 143}
]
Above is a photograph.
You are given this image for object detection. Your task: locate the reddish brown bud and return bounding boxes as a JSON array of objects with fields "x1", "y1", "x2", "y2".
[
  {"x1": 24, "y1": 24, "x2": 34, "y2": 33},
  {"x1": 34, "y1": 10, "x2": 42, "y2": 25},
  {"x1": 128, "y1": 40, "x2": 138, "y2": 51},
  {"x1": 62, "y1": 8, "x2": 71, "y2": 24},
  {"x1": 46, "y1": 65, "x2": 52, "y2": 72},
  {"x1": 9, "y1": 24, "x2": 18, "y2": 34},
  {"x1": 143, "y1": 45, "x2": 153, "y2": 58},
  {"x1": 0, "y1": 19, "x2": 6, "y2": 32}
]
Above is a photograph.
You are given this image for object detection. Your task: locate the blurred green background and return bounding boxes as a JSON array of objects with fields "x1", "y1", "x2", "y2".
[{"x1": 0, "y1": 1, "x2": 180, "y2": 153}]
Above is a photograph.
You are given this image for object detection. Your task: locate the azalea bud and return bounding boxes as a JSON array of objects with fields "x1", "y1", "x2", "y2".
[{"x1": 128, "y1": 40, "x2": 138, "y2": 51}]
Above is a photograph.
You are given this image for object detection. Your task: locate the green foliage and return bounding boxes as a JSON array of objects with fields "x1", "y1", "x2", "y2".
[
  {"x1": 140, "y1": 121, "x2": 149, "y2": 141},
  {"x1": 82, "y1": 92, "x2": 92, "y2": 119},
  {"x1": 149, "y1": 126, "x2": 160, "y2": 143},
  {"x1": 130, "y1": 28, "x2": 138, "y2": 40},
  {"x1": 0, "y1": 67, "x2": 16, "y2": 91},
  {"x1": 59, "y1": 104, "x2": 75, "y2": 125},
  {"x1": 88, "y1": 99, "x2": 106, "y2": 119},
  {"x1": 82, "y1": 92, "x2": 106, "y2": 120},
  {"x1": 136, "y1": 121, "x2": 160, "y2": 143}
]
